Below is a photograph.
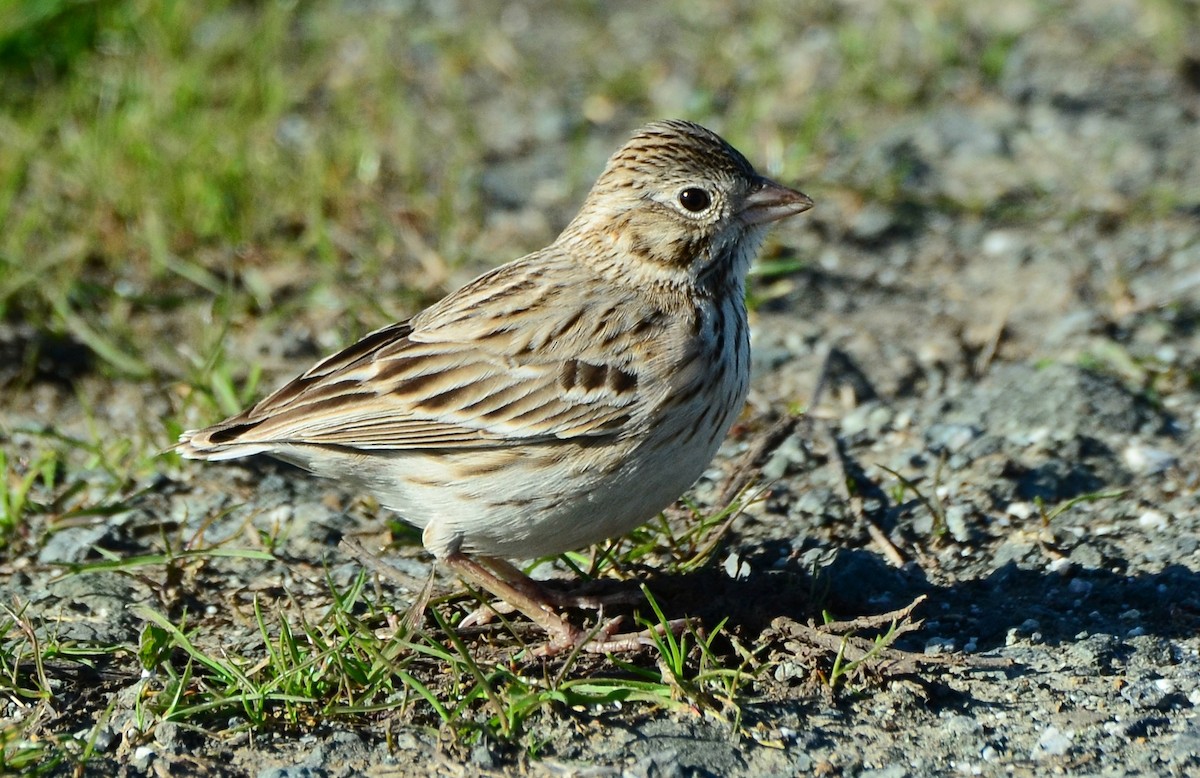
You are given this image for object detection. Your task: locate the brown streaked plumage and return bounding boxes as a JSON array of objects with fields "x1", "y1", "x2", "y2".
[{"x1": 178, "y1": 119, "x2": 813, "y2": 653}]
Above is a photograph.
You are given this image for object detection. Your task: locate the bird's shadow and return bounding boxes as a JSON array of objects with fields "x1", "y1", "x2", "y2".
[{"x1": 547, "y1": 548, "x2": 1200, "y2": 660}]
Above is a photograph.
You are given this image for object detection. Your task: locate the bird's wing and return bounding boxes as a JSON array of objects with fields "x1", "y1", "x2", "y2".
[{"x1": 189, "y1": 257, "x2": 668, "y2": 452}]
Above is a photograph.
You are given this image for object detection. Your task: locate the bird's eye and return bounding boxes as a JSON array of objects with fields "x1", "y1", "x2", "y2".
[{"x1": 678, "y1": 187, "x2": 712, "y2": 213}]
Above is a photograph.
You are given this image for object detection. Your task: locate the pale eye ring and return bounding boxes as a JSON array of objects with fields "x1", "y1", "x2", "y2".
[{"x1": 678, "y1": 187, "x2": 712, "y2": 213}]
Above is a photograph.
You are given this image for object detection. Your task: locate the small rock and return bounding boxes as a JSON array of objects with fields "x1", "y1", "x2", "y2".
[
  {"x1": 926, "y1": 423, "x2": 982, "y2": 455},
  {"x1": 925, "y1": 636, "x2": 956, "y2": 655},
  {"x1": 723, "y1": 552, "x2": 751, "y2": 580},
  {"x1": 944, "y1": 505, "x2": 972, "y2": 542},
  {"x1": 858, "y1": 766, "x2": 909, "y2": 778},
  {"x1": 1121, "y1": 678, "x2": 1176, "y2": 711},
  {"x1": 849, "y1": 203, "x2": 897, "y2": 241},
  {"x1": 840, "y1": 402, "x2": 895, "y2": 438},
  {"x1": 1137, "y1": 510, "x2": 1170, "y2": 531},
  {"x1": 470, "y1": 740, "x2": 496, "y2": 770},
  {"x1": 132, "y1": 746, "x2": 155, "y2": 771},
  {"x1": 1173, "y1": 718, "x2": 1200, "y2": 761},
  {"x1": 1067, "y1": 578, "x2": 1093, "y2": 596},
  {"x1": 1123, "y1": 443, "x2": 1177, "y2": 475},
  {"x1": 761, "y1": 433, "x2": 808, "y2": 481},
  {"x1": 1068, "y1": 543, "x2": 1105, "y2": 570},
  {"x1": 91, "y1": 726, "x2": 116, "y2": 752},
  {"x1": 1047, "y1": 557, "x2": 1073, "y2": 574},
  {"x1": 943, "y1": 714, "x2": 982, "y2": 734},
  {"x1": 981, "y1": 229, "x2": 1022, "y2": 257},
  {"x1": 258, "y1": 767, "x2": 327, "y2": 778},
  {"x1": 1030, "y1": 726, "x2": 1074, "y2": 759},
  {"x1": 623, "y1": 748, "x2": 683, "y2": 778},
  {"x1": 37, "y1": 525, "x2": 110, "y2": 564}
]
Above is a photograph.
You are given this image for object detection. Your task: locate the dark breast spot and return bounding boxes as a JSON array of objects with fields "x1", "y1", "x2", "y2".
[
  {"x1": 627, "y1": 235, "x2": 652, "y2": 261},
  {"x1": 666, "y1": 238, "x2": 693, "y2": 268}
]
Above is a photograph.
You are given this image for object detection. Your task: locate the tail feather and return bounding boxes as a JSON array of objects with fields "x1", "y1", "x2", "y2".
[{"x1": 176, "y1": 428, "x2": 274, "y2": 461}]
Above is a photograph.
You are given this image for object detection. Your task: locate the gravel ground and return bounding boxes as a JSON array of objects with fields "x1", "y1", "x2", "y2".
[{"x1": 4, "y1": 2, "x2": 1200, "y2": 776}]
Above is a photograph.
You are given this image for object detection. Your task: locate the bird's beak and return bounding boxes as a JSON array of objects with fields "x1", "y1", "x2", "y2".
[{"x1": 741, "y1": 177, "x2": 814, "y2": 225}]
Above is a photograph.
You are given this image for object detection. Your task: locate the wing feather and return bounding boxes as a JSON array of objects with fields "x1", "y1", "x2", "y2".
[{"x1": 185, "y1": 254, "x2": 665, "y2": 453}]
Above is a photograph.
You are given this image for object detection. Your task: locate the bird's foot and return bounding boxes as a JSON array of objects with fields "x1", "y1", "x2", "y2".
[
  {"x1": 535, "y1": 615, "x2": 692, "y2": 656},
  {"x1": 443, "y1": 552, "x2": 686, "y2": 654}
]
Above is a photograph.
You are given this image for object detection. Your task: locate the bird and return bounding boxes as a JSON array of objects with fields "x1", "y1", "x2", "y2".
[{"x1": 178, "y1": 119, "x2": 813, "y2": 653}]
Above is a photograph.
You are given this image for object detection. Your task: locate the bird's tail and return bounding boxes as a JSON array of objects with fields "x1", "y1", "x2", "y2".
[{"x1": 175, "y1": 426, "x2": 274, "y2": 461}]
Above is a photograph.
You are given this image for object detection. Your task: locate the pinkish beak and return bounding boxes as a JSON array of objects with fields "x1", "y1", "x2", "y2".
[{"x1": 741, "y1": 177, "x2": 814, "y2": 226}]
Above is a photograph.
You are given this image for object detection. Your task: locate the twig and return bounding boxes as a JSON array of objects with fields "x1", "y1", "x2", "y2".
[
  {"x1": 718, "y1": 414, "x2": 801, "y2": 506},
  {"x1": 817, "y1": 420, "x2": 907, "y2": 567},
  {"x1": 769, "y1": 595, "x2": 1013, "y2": 674},
  {"x1": 806, "y1": 345, "x2": 904, "y2": 565},
  {"x1": 974, "y1": 305, "x2": 1010, "y2": 376},
  {"x1": 807, "y1": 343, "x2": 836, "y2": 410},
  {"x1": 817, "y1": 594, "x2": 927, "y2": 634},
  {"x1": 340, "y1": 537, "x2": 436, "y2": 634}
]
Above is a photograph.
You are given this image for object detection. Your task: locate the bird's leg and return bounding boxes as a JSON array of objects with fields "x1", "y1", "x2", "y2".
[
  {"x1": 456, "y1": 555, "x2": 639, "y2": 628},
  {"x1": 482, "y1": 556, "x2": 643, "y2": 610},
  {"x1": 443, "y1": 552, "x2": 689, "y2": 655},
  {"x1": 443, "y1": 552, "x2": 586, "y2": 647}
]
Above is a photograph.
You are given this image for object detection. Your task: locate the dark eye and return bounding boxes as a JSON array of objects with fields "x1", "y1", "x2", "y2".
[{"x1": 678, "y1": 187, "x2": 712, "y2": 213}]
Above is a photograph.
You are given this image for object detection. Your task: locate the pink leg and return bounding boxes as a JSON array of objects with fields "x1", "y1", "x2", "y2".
[{"x1": 443, "y1": 552, "x2": 688, "y2": 655}]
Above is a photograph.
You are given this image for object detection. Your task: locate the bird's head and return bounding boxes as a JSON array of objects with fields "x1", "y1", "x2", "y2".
[{"x1": 563, "y1": 119, "x2": 813, "y2": 293}]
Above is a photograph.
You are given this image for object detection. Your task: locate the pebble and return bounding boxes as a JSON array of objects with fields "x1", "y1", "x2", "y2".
[
  {"x1": 925, "y1": 423, "x2": 982, "y2": 455},
  {"x1": 849, "y1": 203, "x2": 898, "y2": 241},
  {"x1": 723, "y1": 552, "x2": 751, "y2": 580},
  {"x1": 981, "y1": 229, "x2": 1022, "y2": 257},
  {"x1": 840, "y1": 402, "x2": 895, "y2": 438},
  {"x1": 257, "y1": 768, "x2": 326, "y2": 778},
  {"x1": 1137, "y1": 510, "x2": 1170, "y2": 531},
  {"x1": 1067, "y1": 578, "x2": 1092, "y2": 596},
  {"x1": 36, "y1": 525, "x2": 110, "y2": 564},
  {"x1": 1030, "y1": 726, "x2": 1074, "y2": 759},
  {"x1": 1120, "y1": 678, "x2": 1176, "y2": 711},
  {"x1": 1006, "y1": 501, "x2": 1037, "y2": 520},
  {"x1": 1123, "y1": 443, "x2": 1178, "y2": 475},
  {"x1": 131, "y1": 746, "x2": 155, "y2": 771},
  {"x1": 944, "y1": 505, "x2": 971, "y2": 542},
  {"x1": 761, "y1": 433, "x2": 808, "y2": 481},
  {"x1": 858, "y1": 766, "x2": 908, "y2": 778},
  {"x1": 925, "y1": 636, "x2": 956, "y2": 655}
]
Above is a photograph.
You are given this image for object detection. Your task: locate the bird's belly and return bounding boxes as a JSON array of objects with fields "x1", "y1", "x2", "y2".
[
  {"x1": 363, "y1": 437, "x2": 706, "y2": 559},
  {"x1": 405, "y1": 376, "x2": 745, "y2": 559}
]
